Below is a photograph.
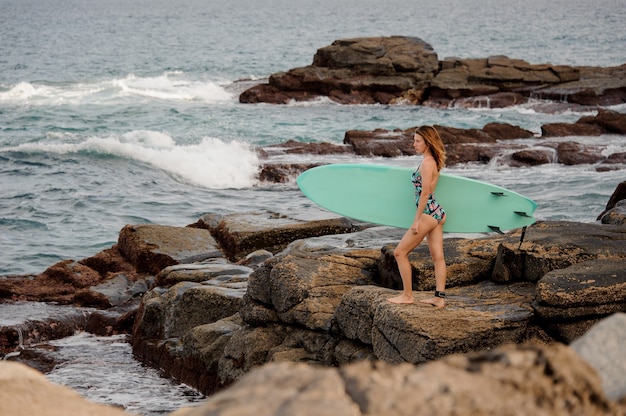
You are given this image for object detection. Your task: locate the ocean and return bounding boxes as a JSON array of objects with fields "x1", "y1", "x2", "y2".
[{"x1": 1, "y1": 0, "x2": 625, "y2": 413}]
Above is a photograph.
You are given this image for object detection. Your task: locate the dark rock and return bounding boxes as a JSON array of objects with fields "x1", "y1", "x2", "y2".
[
  {"x1": 597, "y1": 181, "x2": 626, "y2": 220},
  {"x1": 117, "y1": 224, "x2": 223, "y2": 275},
  {"x1": 343, "y1": 128, "x2": 414, "y2": 157},
  {"x1": 196, "y1": 211, "x2": 359, "y2": 261},
  {"x1": 241, "y1": 36, "x2": 439, "y2": 105},
  {"x1": 541, "y1": 122, "x2": 603, "y2": 137},
  {"x1": 600, "y1": 200, "x2": 626, "y2": 226},
  {"x1": 482, "y1": 122, "x2": 535, "y2": 140},
  {"x1": 578, "y1": 108, "x2": 626, "y2": 134},
  {"x1": 556, "y1": 141, "x2": 605, "y2": 165},
  {"x1": 492, "y1": 221, "x2": 626, "y2": 284},
  {"x1": 536, "y1": 259, "x2": 625, "y2": 307},
  {"x1": 510, "y1": 149, "x2": 554, "y2": 166},
  {"x1": 532, "y1": 65, "x2": 626, "y2": 106}
]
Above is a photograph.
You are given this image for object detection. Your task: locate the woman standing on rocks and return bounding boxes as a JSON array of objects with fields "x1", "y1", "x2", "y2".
[{"x1": 388, "y1": 126, "x2": 447, "y2": 307}]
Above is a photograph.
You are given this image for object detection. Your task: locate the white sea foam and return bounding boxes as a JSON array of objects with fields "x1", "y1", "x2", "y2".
[
  {"x1": 0, "y1": 73, "x2": 234, "y2": 105},
  {"x1": 1, "y1": 132, "x2": 260, "y2": 189}
]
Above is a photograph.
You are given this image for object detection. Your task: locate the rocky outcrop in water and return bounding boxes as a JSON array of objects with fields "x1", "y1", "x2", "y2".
[
  {"x1": 258, "y1": 110, "x2": 626, "y2": 183},
  {"x1": 239, "y1": 36, "x2": 626, "y2": 108}
]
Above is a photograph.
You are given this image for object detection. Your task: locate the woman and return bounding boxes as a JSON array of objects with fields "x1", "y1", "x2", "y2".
[{"x1": 388, "y1": 126, "x2": 447, "y2": 307}]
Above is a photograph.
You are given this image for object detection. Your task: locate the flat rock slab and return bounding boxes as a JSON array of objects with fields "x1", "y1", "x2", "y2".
[
  {"x1": 156, "y1": 260, "x2": 253, "y2": 287},
  {"x1": 199, "y1": 211, "x2": 359, "y2": 261},
  {"x1": 493, "y1": 221, "x2": 626, "y2": 282},
  {"x1": 536, "y1": 258, "x2": 626, "y2": 307},
  {"x1": 117, "y1": 224, "x2": 223, "y2": 274},
  {"x1": 336, "y1": 281, "x2": 536, "y2": 364}
]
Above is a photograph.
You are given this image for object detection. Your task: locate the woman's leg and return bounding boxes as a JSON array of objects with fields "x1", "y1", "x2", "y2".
[
  {"x1": 388, "y1": 215, "x2": 438, "y2": 304},
  {"x1": 419, "y1": 220, "x2": 447, "y2": 307}
]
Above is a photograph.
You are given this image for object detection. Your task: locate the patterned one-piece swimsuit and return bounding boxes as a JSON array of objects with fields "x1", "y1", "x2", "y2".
[{"x1": 411, "y1": 168, "x2": 446, "y2": 223}]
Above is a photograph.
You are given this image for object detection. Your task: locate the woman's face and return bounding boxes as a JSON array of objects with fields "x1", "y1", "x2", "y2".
[{"x1": 413, "y1": 133, "x2": 428, "y2": 154}]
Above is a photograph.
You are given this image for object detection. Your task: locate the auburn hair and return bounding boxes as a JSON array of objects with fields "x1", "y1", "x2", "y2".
[{"x1": 415, "y1": 125, "x2": 446, "y2": 171}]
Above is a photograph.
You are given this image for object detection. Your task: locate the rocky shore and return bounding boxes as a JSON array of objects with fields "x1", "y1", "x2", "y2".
[
  {"x1": 1, "y1": 36, "x2": 625, "y2": 416},
  {"x1": 239, "y1": 36, "x2": 626, "y2": 108},
  {"x1": 258, "y1": 108, "x2": 626, "y2": 183},
  {"x1": 1, "y1": 178, "x2": 625, "y2": 415}
]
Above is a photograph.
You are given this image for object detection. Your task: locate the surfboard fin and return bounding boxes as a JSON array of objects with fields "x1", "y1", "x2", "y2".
[
  {"x1": 488, "y1": 225, "x2": 504, "y2": 234},
  {"x1": 491, "y1": 191, "x2": 507, "y2": 196},
  {"x1": 514, "y1": 211, "x2": 531, "y2": 218}
]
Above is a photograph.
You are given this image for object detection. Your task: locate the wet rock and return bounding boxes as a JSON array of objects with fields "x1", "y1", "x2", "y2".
[
  {"x1": 0, "y1": 361, "x2": 131, "y2": 416},
  {"x1": 571, "y1": 312, "x2": 626, "y2": 402},
  {"x1": 86, "y1": 273, "x2": 149, "y2": 306},
  {"x1": 196, "y1": 211, "x2": 359, "y2": 261},
  {"x1": 84, "y1": 300, "x2": 140, "y2": 336},
  {"x1": 177, "y1": 342, "x2": 621, "y2": 416},
  {"x1": 533, "y1": 259, "x2": 626, "y2": 342},
  {"x1": 598, "y1": 180, "x2": 626, "y2": 221},
  {"x1": 117, "y1": 224, "x2": 223, "y2": 275},
  {"x1": 600, "y1": 200, "x2": 626, "y2": 225},
  {"x1": 174, "y1": 314, "x2": 244, "y2": 395},
  {"x1": 531, "y1": 64, "x2": 626, "y2": 106},
  {"x1": 39, "y1": 260, "x2": 102, "y2": 290},
  {"x1": 556, "y1": 141, "x2": 606, "y2": 165},
  {"x1": 541, "y1": 122, "x2": 604, "y2": 137},
  {"x1": 78, "y1": 246, "x2": 136, "y2": 277},
  {"x1": 134, "y1": 281, "x2": 244, "y2": 341},
  {"x1": 481, "y1": 122, "x2": 535, "y2": 140},
  {"x1": 510, "y1": 149, "x2": 554, "y2": 166},
  {"x1": 241, "y1": 36, "x2": 439, "y2": 105},
  {"x1": 343, "y1": 128, "x2": 414, "y2": 157},
  {"x1": 241, "y1": 37, "x2": 625, "y2": 108},
  {"x1": 262, "y1": 140, "x2": 352, "y2": 156},
  {"x1": 258, "y1": 163, "x2": 319, "y2": 183},
  {"x1": 236, "y1": 249, "x2": 274, "y2": 268},
  {"x1": 156, "y1": 260, "x2": 252, "y2": 287},
  {"x1": 579, "y1": 108, "x2": 626, "y2": 134},
  {"x1": 0, "y1": 303, "x2": 95, "y2": 357}
]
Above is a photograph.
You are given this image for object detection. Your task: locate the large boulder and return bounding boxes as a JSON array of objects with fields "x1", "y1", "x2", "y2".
[
  {"x1": 0, "y1": 361, "x2": 131, "y2": 416},
  {"x1": 336, "y1": 282, "x2": 541, "y2": 364},
  {"x1": 240, "y1": 36, "x2": 439, "y2": 105},
  {"x1": 240, "y1": 37, "x2": 626, "y2": 108},
  {"x1": 195, "y1": 211, "x2": 359, "y2": 261},
  {"x1": 571, "y1": 312, "x2": 626, "y2": 402},
  {"x1": 174, "y1": 342, "x2": 622, "y2": 416},
  {"x1": 117, "y1": 224, "x2": 223, "y2": 274},
  {"x1": 493, "y1": 221, "x2": 626, "y2": 284}
]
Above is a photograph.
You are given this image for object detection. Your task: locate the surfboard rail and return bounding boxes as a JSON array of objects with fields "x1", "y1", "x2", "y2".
[{"x1": 297, "y1": 163, "x2": 538, "y2": 233}]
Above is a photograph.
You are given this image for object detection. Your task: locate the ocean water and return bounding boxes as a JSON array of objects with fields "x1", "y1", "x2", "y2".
[{"x1": 0, "y1": 0, "x2": 625, "y2": 413}]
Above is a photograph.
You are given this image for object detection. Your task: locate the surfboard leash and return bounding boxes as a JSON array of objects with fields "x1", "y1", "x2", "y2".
[{"x1": 518, "y1": 225, "x2": 528, "y2": 249}]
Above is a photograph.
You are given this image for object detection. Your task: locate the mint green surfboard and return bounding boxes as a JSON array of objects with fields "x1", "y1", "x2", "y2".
[{"x1": 296, "y1": 164, "x2": 537, "y2": 233}]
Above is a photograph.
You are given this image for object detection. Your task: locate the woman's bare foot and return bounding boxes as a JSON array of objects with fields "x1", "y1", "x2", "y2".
[
  {"x1": 419, "y1": 297, "x2": 445, "y2": 308},
  {"x1": 388, "y1": 294, "x2": 414, "y2": 304}
]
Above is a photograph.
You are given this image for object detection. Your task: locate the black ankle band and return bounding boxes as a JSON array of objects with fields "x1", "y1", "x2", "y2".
[{"x1": 435, "y1": 290, "x2": 446, "y2": 299}]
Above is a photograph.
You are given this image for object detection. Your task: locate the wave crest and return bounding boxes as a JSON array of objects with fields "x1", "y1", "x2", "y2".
[{"x1": 1, "y1": 131, "x2": 260, "y2": 189}]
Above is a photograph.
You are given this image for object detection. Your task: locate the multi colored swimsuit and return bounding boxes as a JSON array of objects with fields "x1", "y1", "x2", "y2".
[{"x1": 411, "y1": 167, "x2": 446, "y2": 223}]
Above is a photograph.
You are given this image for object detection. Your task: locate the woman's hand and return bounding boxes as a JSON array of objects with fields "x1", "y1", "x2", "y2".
[{"x1": 411, "y1": 220, "x2": 419, "y2": 234}]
